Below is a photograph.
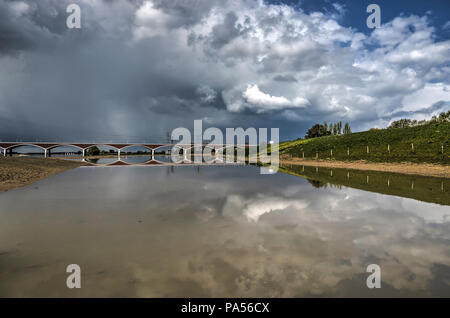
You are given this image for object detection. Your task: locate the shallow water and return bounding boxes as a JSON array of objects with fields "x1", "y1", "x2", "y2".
[{"x1": 0, "y1": 165, "x2": 449, "y2": 297}]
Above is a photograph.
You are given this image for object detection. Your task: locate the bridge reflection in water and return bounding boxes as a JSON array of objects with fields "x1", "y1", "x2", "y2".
[{"x1": 78, "y1": 156, "x2": 246, "y2": 167}]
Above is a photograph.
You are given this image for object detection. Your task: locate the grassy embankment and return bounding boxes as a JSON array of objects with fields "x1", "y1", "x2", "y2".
[
  {"x1": 280, "y1": 122, "x2": 450, "y2": 164},
  {"x1": 0, "y1": 157, "x2": 84, "y2": 192}
]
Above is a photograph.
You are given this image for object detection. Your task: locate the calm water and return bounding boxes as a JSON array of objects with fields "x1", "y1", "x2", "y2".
[{"x1": 0, "y1": 165, "x2": 449, "y2": 297}]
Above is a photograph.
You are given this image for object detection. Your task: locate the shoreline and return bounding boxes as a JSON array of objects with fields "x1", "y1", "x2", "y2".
[
  {"x1": 0, "y1": 157, "x2": 85, "y2": 192},
  {"x1": 280, "y1": 157, "x2": 450, "y2": 178},
  {"x1": 1, "y1": 156, "x2": 449, "y2": 193}
]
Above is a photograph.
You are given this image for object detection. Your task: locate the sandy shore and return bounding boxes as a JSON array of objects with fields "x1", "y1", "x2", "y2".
[
  {"x1": 0, "y1": 157, "x2": 84, "y2": 192},
  {"x1": 280, "y1": 156, "x2": 450, "y2": 178}
]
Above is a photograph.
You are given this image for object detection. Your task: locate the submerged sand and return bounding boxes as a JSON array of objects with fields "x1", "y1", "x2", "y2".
[
  {"x1": 280, "y1": 156, "x2": 450, "y2": 178},
  {"x1": 0, "y1": 157, "x2": 84, "y2": 192}
]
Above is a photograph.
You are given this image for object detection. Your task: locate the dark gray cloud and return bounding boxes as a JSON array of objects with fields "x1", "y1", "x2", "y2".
[
  {"x1": 0, "y1": 0, "x2": 62, "y2": 55},
  {"x1": 273, "y1": 74, "x2": 297, "y2": 82},
  {"x1": 0, "y1": 0, "x2": 449, "y2": 142}
]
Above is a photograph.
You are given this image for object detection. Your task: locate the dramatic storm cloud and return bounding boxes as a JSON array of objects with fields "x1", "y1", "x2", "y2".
[{"x1": 0, "y1": 0, "x2": 449, "y2": 141}]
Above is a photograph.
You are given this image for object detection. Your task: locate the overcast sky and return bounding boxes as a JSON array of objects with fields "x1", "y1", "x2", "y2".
[{"x1": 0, "y1": 0, "x2": 449, "y2": 142}]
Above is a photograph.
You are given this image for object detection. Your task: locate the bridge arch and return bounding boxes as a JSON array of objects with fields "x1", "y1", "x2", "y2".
[
  {"x1": 119, "y1": 144, "x2": 154, "y2": 153},
  {"x1": 47, "y1": 144, "x2": 84, "y2": 151},
  {"x1": 154, "y1": 144, "x2": 192, "y2": 151},
  {"x1": 83, "y1": 144, "x2": 119, "y2": 150},
  {"x1": 4, "y1": 143, "x2": 47, "y2": 151},
  {"x1": 5, "y1": 144, "x2": 48, "y2": 156},
  {"x1": 153, "y1": 145, "x2": 170, "y2": 152}
]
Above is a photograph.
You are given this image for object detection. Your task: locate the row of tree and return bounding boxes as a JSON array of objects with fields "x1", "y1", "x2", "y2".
[
  {"x1": 387, "y1": 110, "x2": 450, "y2": 129},
  {"x1": 305, "y1": 121, "x2": 352, "y2": 139},
  {"x1": 324, "y1": 121, "x2": 352, "y2": 135},
  {"x1": 302, "y1": 110, "x2": 449, "y2": 139}
]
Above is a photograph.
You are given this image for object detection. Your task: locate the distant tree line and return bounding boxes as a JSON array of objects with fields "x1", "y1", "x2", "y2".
[
  {"x1": 388, "y1": 110, "x2": 450, "y2": 129},
  {"x1": 305, "y1": 121, "x2": 352, "y2": 139},
  {"x1": 84, "y1": 146, "x2": 164, "y2": 156},
  {"x1": 302, "y1": 110, "x2": 449, "y2": 140}
]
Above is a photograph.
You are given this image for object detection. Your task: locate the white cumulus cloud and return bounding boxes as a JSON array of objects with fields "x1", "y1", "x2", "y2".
[{"x1": 241, "y1": 84, "x2": 309, "y2": 112}]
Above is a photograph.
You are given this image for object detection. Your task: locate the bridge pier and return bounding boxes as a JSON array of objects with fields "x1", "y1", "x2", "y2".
[
  {"x1": 118, "y1": 149, "x2": 121, "y2": 159},
  {"x1": 151, "y1": 149, "x2": 155, "y2": 160},
  {"x1": 2, "y1": 148, "x2": 5, "y2": 157},
  {"x1": 82, "y1": 149, "x2": 85, "y2": 157}
]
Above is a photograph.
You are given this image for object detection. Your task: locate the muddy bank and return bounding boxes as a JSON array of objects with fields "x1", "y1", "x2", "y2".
[
  {"x1": 280, "y1": 156, "x2": 450, "y2": 178},
  {"x1": 0, "y1": 157, "x2": 84, "y2": 192}
]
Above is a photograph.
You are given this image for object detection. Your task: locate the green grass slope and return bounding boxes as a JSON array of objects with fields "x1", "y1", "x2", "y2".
[{"x1": 281, "y1": 122, "x2": 450, "y2": 164}]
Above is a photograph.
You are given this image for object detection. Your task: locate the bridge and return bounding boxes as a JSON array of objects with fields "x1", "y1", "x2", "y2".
[
  {"x1": 77, "y1": 158, "x2": 245, "y2": 167},
  {"x1": 0, "y1": 142, "x2": 248, "y2": 158}
]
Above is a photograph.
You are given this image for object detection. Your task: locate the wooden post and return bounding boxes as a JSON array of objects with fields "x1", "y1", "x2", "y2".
[{"x1": 366, "y1": 175, "x2": 369, "y2": 184}]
